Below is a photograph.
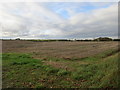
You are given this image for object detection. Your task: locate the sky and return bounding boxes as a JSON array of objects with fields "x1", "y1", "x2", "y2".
[{"x1": 0, "y1": 2, "x2": 118, "y2": 39}]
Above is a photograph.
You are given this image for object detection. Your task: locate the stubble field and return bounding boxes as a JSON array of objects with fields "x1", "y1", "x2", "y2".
[{"x1": 1, "y1": 40, "x2": 120, "y2": 88}]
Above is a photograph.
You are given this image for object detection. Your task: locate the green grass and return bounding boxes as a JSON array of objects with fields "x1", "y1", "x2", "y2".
[
  {"x1": 75, "y1": 52, "x2": 119, "y2": 88},
  {"x1": 2, "y1": 53, "x2": 74, "y2": 88},
  {"x1": 2, "y1": 50, "x2": 119, "y2": 88}
]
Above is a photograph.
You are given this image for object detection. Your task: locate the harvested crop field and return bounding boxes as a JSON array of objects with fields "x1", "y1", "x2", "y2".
[
  {"x1": 2, "y1": 40, "x2": 118, "y2": 59},
  {"x1": 2, "y1": 40, "x2": 120, "y2": 88}
]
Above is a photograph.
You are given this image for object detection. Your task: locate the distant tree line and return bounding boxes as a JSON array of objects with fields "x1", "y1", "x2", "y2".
[
  {"x1": 93, "y1": 37, "x2": 120, "y2": 41},
  {"x1": 26, "y1": 37, "x2": 120, "y2": 42},
  {"x1": 1, "y1": 37, "x2": 120, "y2": 41},
  {"x1": 93, "y1": 37, "x2": 112, "y2": 41}
]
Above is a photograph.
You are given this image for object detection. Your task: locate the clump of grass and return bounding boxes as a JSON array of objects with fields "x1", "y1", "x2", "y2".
[
  {"x1": 35, "y1": 83, "x2": 45, "y2": 88},
  {"x1": 11, "y1": 61, "x2": 30, "y2": 65},
  {"x1": 71, "y1": 71, "x2": 93, "y2": 81},
  {"x1": 45, "y1": 67, "x2": 59, "y2": 74},
  {"x1": 57, "y1": 70, "x2": 71, "y2": 76},
  {"x1": 71, "y1": 73, "x2": 83, "y2": 80},
  {"x1": 59, "y1": 80, "x2": 72, "y2": 87}
]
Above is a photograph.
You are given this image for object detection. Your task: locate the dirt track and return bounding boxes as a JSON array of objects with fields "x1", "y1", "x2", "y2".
[{"x1": 2, "y1": 40, "x2": 118, "y2": 59}]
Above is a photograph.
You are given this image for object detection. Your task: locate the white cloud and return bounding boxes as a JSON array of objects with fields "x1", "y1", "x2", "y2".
[{"x1": 0, "y1": 2, "x2": 118, "y2": 39}]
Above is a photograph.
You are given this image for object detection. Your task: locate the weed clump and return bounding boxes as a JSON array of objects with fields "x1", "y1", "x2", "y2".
[
  {"x1": 57, "y1": 70, "x2": 71, "y2": 76},
  {"x1": 35, "y1": 83, "x2": 45, "y2": 88},
  {"x1": 11, "y1": 61, "x2": 29, "y2": 65},
  {"x1": 45, "y1": 67, "x2": 59, "y2": 74},
  {"x1": 72, "y1": 73, "x2": 83, "y2": 80}
]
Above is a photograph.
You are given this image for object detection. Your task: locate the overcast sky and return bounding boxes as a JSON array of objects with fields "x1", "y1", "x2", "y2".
[{"x1": 0, "y1": 2, "x2": 118, "y2": 39}]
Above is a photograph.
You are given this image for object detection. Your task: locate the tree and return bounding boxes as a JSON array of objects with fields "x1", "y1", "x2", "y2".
[
  {"x1": 94, "y1": 37, "x2": 112, "y2": 41},
  {"x1": 15, "y1": 38, "x2": 20, "y2": 40}
]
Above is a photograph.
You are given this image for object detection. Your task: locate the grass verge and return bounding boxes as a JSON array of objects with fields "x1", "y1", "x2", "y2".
[{"x1": 2, "y1": 51, "x2": 119, "y2": 88}]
